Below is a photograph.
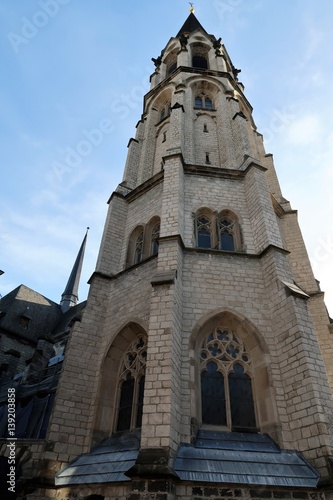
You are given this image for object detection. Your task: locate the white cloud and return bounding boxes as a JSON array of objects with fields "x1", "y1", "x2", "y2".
[{"x1": 286, "y1": 114, "x2": 323, "y2": 146}]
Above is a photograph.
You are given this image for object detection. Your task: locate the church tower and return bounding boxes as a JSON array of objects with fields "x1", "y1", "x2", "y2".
[{"x1": 30, "y1": 10, "x2": 333, "y2": 500}]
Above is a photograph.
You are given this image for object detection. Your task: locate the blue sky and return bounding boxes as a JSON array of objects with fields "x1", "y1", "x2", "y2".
[{"x1": 1, "y1": 0, "x2": 333, "y2": 315}]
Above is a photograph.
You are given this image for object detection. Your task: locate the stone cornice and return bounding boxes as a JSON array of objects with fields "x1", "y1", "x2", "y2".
[
  {"x1": 89, "y1": 242, "x2": 291, "y2": 286},
  {"x1": 183, "y1": 160, "x2": 266, "y2": 180},
  {"x1": 125, "y1": 171, "x2": 164, "y2": 203},
  {"x1": 144, "y1": 66, "x2": 252, "y2": 111}
]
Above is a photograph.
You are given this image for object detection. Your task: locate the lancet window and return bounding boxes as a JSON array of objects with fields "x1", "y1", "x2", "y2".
[
  {"x1": 134, "y1": 232, "x2": 144, "y2": 264},
  {"x1": 126, "y1": 217, "x2": 160, "y2": 267},
  {"x1": 219, "y1": 216, "x2": 235, "y2": 251},
  {"x1": 115, "y1": 336, "x2": 147, "y2": 432},
  {"x1": 200, "y1": 328, "x2": 256, "y2": 431},
  {"x1": 151, "y1": 222, "x2": 160, "y2": 256},
  {"x1": 197, "y1": 215, "x2": 213, "y2": 249}
]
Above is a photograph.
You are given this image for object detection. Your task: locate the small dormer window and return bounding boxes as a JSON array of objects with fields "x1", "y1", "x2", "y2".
[
  {"x1": 19, "y1": 316, "x2": 30, "y2": 329},
  {"x1": 19, "y1": 308, "x2": 31, "y2": 329}
]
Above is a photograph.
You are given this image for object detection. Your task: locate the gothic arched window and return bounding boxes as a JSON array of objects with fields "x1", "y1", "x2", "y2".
[
  {"x1": 191, "y1": 43, "x2": 209, "y2": 70},
  {"x1": 116, "y1": 336, "x2": 147, "y2": 433},
  {"x1": 200, "y1": 328, "x2": 256, "y2": 431},
  {"x1": 160, "y1": 102, "x2": 171, "y2": 121},
  {"x1": 218, "y1": 210, "x2": 243, "y2": 252},
  {"x1": 197, "y1": 215, "x2": 212, "y2": 248},
  {"x1": 151, "y1": 222, "x2": 160, "y2": 256},
  {"x1": 194, "y1": 94, "x2": 213, "y2": 110},
  {"x1": 126, "y1": 225, "x2": 146, "y2": 267},
  {"x1": 219, "y1": 217, "x2": 235, "y2": 251},
  {"x1": 134, "y1": 232, "x2": 144, "y2": 264}
]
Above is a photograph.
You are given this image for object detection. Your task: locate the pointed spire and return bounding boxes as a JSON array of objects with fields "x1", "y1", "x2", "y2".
[
  {"x1": 60, "y1": 228, "x2": 89, "y2": 313},
  {"x1": 176, "y1": 12, "x2": 207, "y2": 38}
]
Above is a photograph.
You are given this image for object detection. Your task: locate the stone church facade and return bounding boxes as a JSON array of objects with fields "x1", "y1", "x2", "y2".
[{"x1": 2, "y1": 11, "x2": 333, "y2": 500}]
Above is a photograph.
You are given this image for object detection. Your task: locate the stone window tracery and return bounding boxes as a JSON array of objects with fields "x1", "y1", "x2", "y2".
[
  {"x1": 151, "y1": 223, "x2": 160, "y2": 256},
  {"x1": 116, "y1": 336, "x2": 147, "y2": 432},
  {"x1": 194, "y1": 208, "x2": 243, "y2": 252},
  {"x1": 160, "y1": 102, "x2": 171, "y2": 121},
  {"x1": 191, "y1": 43, "x2": 209, "y2": 70},
  {"x1": 196, "y1": 215, "x2": 212, "y2": 248},
  {"x1": 200, "y1": 328, "x2": 256, "y2": 431},
  {"x1": 219, "y1": 216, "x2": 235, "y2": 251},
  {"x1": 195, "y1": 94, "x2": 213, "y2": 110},
  {"x1": 134, "y1": 232, "x2": 144, "y2": 264},
  {"x1": 126, "y1": 217, "x2": 161, "y2": 268}
]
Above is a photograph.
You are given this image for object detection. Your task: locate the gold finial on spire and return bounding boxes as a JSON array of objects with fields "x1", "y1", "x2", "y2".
[{"x1": 189, "y1": 2, "x2": 195, "y2": 13}]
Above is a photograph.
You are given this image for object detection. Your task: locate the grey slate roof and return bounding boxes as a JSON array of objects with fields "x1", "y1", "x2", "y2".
[
  {"x1": 0, "y1": 285, "x2": 62, "y2": 343},
  {"x1": 174, "y1": 430, "x2": 319, "y2": 488},
  {"x1": 176, "y1": 12, "x2": 207, "y2": 37},
  {"x1": 55, "y1": 433, "x2": 140, "y2": 486}
]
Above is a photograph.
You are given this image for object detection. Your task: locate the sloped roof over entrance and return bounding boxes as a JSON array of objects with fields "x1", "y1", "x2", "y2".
[
  {"x1": 174, "y1": 430, "x2": 319, "y2": 488},
  {"x1": 55, "y1": 433, "x2": 140, "y2": 485},
  {"x1": 56, "y1": 430, "x2": 319, "y2": 488}
]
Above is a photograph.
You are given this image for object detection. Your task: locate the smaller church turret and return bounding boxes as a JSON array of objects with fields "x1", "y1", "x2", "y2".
[{"x1": 60, "y1": 228, "x2": 88, "y2": 312}]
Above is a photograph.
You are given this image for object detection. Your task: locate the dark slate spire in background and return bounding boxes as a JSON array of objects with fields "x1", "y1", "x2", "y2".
[
  {"x1": 176, "y1": 12, "x2": 207, "y2": 37},
  {"x1": 60, "y1": 228, "x2": 89, "y2": 313}
]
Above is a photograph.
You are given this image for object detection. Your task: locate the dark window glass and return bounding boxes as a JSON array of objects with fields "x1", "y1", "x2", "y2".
[
  {"x1": 220, "y1": 231, "x2": 235, "y2": 251},
  {"x1": 136, "y1": 376, "x2": 145, "y2": 428},
  {"x1": 117, "y1": 375, "x2": 135, "y2": 432},
  {"x1": 193, "y1": 56, "x2": 208, "y2": 69},
  {"x1": 195, "y1": 96, "x2": 203, "y2": 108},
  {"x1": 167, "y1": 62, "x2": 177, "y2": 74},
  {"x1": 201, "y1": 362, "x2": 226, "y2": 425},
  {"x1": 198, "y1": 228, "x2": 211, "y2": 248},
  {"x1": 205, "y1": 98, "x2": 213, "y2": 109},
  {"x1": 19, "y1": 316, "x2": 30, "y2": 328},
  {"x1": 135, "y1": 232, "x2": 144, "y2": 263},
  {"x1": 152, "y1": 239, "x2": 159, "y2": 256},
  {"x1": 151, "y1": 223, "x2": 160, "y2": 256},
  {"x1": 229, "y1": 364, "x2": 256, "y2": 430}
]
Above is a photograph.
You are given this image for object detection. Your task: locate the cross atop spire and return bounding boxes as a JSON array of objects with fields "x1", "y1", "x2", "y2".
[{"x1": 189, "y1": 2, "x2": 195, "y2": 13}]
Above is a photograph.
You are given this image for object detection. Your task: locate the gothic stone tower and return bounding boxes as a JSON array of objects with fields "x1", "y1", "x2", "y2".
[{"x1": 31, "y1": 12, "x2": 333, "y2": 500}]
